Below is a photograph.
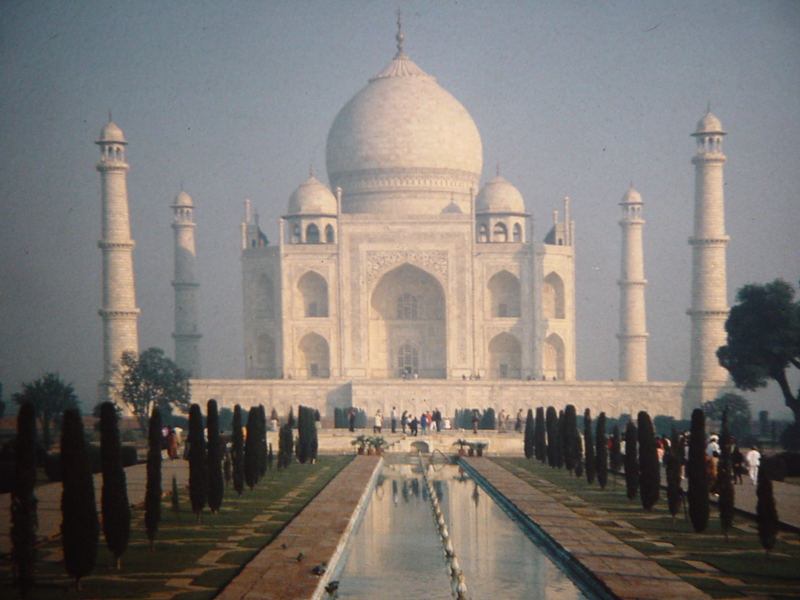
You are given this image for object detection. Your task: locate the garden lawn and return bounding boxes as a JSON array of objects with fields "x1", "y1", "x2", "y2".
[
  {"x1": 494, "y1": 458, "x2": 800, "y2": 600},
  {"x1": 1, "y1": 455, "x2": 351, "y2": 600}
]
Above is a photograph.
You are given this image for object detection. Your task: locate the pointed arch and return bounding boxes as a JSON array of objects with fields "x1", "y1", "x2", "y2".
[
  {"x1": 298, "y1": 332, "x2": 329, "y2": 378},
  {"x1": 487, "y1": 270, "x2": 520, "y2": 318},
  {"x1": 543, "y1": 333, "x2": 565, "y2": 380},
  {"x1": 493, "y1": 221, "x2": 508, "y2": 242},
  {"x1": 306, "y1": 223, "x2": 320, "y2": 244},
  {"x1": 478, "y1": 223, "x2": 489, "y2": 243},
  {"x1": 542, "y1": 271, "x2": 565, "y2": 319},
  {"x1": 512, "y1": 222, "x2": 523, "y2": 242},
  {"x1": 257, "y1": 333, "x2": 277, "y2": 378},
  {"x1": 297, "y1": 271, "x2": 328, "y2": 318},
  {"x1": 255, "y1": 273, "x2": 275, "y2": 318},
  {"x1": 488, "y1": 332, "x2": 521, "y2": 379},
  {"x1": 325, "y1": 224, "x2": 335, "y2": 243}
]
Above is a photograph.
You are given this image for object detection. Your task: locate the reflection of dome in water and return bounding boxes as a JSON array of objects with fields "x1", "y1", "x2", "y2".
[
  {"x1": 325, "y1": 50, "x2": 483, "y2": 215},
  {"x1": 476, "y1": 175, "x2": 525, "y2": 214},
  {"x1": 287, "y1": 176, "x2": 337, "y2": 215}
]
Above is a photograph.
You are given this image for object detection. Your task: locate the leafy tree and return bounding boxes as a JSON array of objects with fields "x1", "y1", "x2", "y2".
[
  {"x1": 545, "y1": 406, "x2": 558, "y2": 467},
  {"x1": 718, "y1": 408, "x2": 735, "y2": 539},
  {"x1": 563, "y1": 405, "x2": 578, "y2": 473},
  {"x1": 637, "y1": 411, "x2": 660, "y2": 510},
  {"x1": 687, "y1": 408, "x2": 709, "y2": 532},
  {"x1": 12, "y1": 401, "x2": 37, "y2": 597},
  {"x1": 99, "y1": 401, "x2": 130, "y2": 568},
  {"x1": 534, "y1": 407, "x2": 546, "y2": 462},
  {"x1": 145, "y1": 407, "x2": 161, "y2": 547},
  {"x1": 756, "y1": 458, "x2": 779, "y2": 553},
  {"x1": 584, "y1": 409, "x2": 596, "y2": 484},
  {"x1": 523, "y1": 409, "x2": 534, "y2": 459},
  {"x1": 231, "y1": 405, "x2": 244, "y2": 495},
  {"x1": 188, "y1": 404, "x2": 207, "y2": 519},
  {"x1": 206, "y1": 399, "x2": 223, "y2": 513},
  {"x1": 624, "y1": 421, "x2": 639, "y2": 500},
  {"x1": 717, "y1": 279, "x2": 800, "y2": 425},
  {"x1": 703, "y1": 393, "x2": 752, "y2": 442},
  {"x1": 665, "y1": 427, "x2": 683, "y2": 521},
  {"x1": 244, "y1": 406, "x2": 260, "y2": 488},
  {"x1": 13, "y1": 372, "x2": 78, "y2": 450},
  {"x1": 60, "y1": 409, "x2": 98, "y2": 589},
  {"x1": 117, "y1": 348, "x2": 191, "y2": 433},
  {"x1": 595, "y1": 412, "x2": 608, "y2": 490}
]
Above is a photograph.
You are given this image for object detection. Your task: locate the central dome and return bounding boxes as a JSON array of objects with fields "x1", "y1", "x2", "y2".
[{"x1": 326, "y1": 51, "x2": 483, "y2": 214}]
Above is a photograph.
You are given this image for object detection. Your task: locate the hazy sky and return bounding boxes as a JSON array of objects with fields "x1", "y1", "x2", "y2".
[{"x1": 1, "y1": 1, "x2": 798, "y2": 417}]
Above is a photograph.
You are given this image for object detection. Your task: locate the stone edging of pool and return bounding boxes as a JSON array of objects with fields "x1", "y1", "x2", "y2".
[
  {"x1": 460, "y1": 457, "x2": 711, "y2": 600},
  {"x1": 217, "y1": 456, "x2": 382, "y2": 600}
]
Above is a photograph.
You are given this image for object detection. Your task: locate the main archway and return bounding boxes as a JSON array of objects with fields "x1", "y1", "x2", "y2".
[{"x1": 369, "y1": 263, "x2": 446, "y2": 378}]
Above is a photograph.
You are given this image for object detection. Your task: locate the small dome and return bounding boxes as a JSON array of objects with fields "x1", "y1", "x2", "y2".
[
  {"x1": 174, "y1": 191, "x2": 193, "y2": 207},
  {"x1": 694, "y1": 111, "x2": 725, "y2": 135},
  {"x1": 98, "y1": 121, "x2": 126, "y2": 143},
  {"x1": 288, "y1": 176, "x2": 337, "y2": 215},
  {"x1": 476, "y1": 175, "x2": 525, "y2": 213},
  {"x1": 620, "y1": 186, "x2": 642, "y2": 204}
]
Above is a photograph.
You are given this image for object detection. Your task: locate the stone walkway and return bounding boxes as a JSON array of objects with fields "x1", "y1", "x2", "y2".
[
  {"x1": 218, "y1": 456, "x2": 381, "y2": 600},
  {"x1": 0, "y1": 459, "x2": 188, "y2": 556},
  {"x1": 462, "y1": 457, "x2": 711, "y2": 600}
]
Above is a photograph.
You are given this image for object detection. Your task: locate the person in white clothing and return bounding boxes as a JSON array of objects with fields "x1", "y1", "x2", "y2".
[{"x1": 745, "y1": 445, "x2": 761, "y2": 485}]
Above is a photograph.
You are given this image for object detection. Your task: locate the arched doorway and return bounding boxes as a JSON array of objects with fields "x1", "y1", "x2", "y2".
[
  {"x1": 488, "y1": 332, "x2": 521, "y2": 379},
  {"x1": 298, "y1": 332, "x2": 330, "y2": 378},
  {"x1": 369, "y1": 263, "x2": 446, "y2": 378},
  {"x1": 543, "y1": 333, "x2": 565, "y2": 380}
]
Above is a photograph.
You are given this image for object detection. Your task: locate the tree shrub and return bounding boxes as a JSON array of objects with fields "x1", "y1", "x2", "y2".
[
  {"x1": 206, "y1": 399, "x2": 223, "y2": 513},
  {"x1": 534, "y1": 407, "x2": 546, "y2": 462},
  {"x1": 637, "y1": 411, "x2": 659, "y2": 510},
  {"x1": 278, "y1": 423, "x2": 293, "y2": 469},
  {"x1": 624, "y1": 421, "x2": 639, "y2": 500},
  {"x1": 595, "y1": 412, "x2": 608, "y2": 489},
  {"x1": 584, "y1": 409, "x2": 596, "y2": 484},
  {"x1": 188, "y1": 403, "x2": 207, "y2": 519},
  {"x1": 232, "y1": 405, "x2": 244, "y2": 494},
  {"x1": 523, "y1": 409, "x2": 534, "y2": 459},
  {"x1": 297, "y1": 406, "x2": 318, "y2": 464},
  {"x1": 687, "y1": 408, "x2": 709, "y2": 532},
  {"x1": 545, "y1": 407, "x2": 558, "y2": 467},
  {"x1": 60, "y1": 409, "x2": 98, "y2": 589},
  {"x1": 145, "y1": 407, "x2": 161, "y2": 547},
  {"x1": 258, "y1": 405, "x2": 268, "y2": 476},
  {"x1": 244, "y1": 406, "x2": 259, "y2": 488},
  {"x1": 99, "y1": 401, "x2": 130, "y2": 568},
  {"x1": 757, "y1": 458, "x2": 779, "y2": 552},
  {"x1": 610, "y1": 425, "x2": 622, "y2": 474},
  {"x1": 563, "y1": 405, "x2": 578, "y2": 473},
  {"x1": 666, "y1": 427, "x2": 683, "y2": 520},
  {"x1": 12, "y1": 401, "x2": 37, "y2": 596}
]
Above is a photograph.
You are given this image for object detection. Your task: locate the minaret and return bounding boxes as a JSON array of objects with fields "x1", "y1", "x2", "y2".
[
  {"x1": 686, "y1": 109, "x2": 730, "y2": 405},
  {"x1": 617, "y1": 186, "x2": 648, "y2": 381},
  {"x1": 171, "y1": 190, "x2": 202, "y2": 376},
  {"x1": 96, "y1": 120, "x2": 140, "y2": 403}
]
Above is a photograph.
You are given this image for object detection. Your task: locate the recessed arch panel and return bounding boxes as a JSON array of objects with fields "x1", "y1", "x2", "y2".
[{"x1": 488, "y1": 332, "x2": 521, "y2": 379}]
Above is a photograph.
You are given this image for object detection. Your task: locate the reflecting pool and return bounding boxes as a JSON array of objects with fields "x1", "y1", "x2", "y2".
[{"x1": 335, "y1": 459, "x2": 587, "y2": 599}]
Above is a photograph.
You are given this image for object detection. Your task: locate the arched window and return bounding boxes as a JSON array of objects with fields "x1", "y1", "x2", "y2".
[
  {"x1": 493, "y1": 222, "x2": 508, "y2": 242},
  {"x1": 397, "y1": 343, "x2": 419, "y2": 377},
  {"x1": 325, "y1": 224, "x2": 335, "y2": 243},
  {"x1": 512, "y1": 223, "x2": 522, "y2": 242},
  {"x1": 306, "y1": 223, "x2": 320, "y2": 244},
  {"x1": 478, "y1": 224, "x2": 489, "y2": 243},
  {"x1": 397, "y1": 293, "x2": 418, "y2": 320},
  {"x1": 542, "y1": 272, "x2": 565, "y2": 319},
  {"x1": 292, "y1": 224, "x2": 301, "y2": 244},
  {"x1": 298, "y1": 271, "x2": 328, "y2": 318},
  {"x1": 488, "y1": 271, "x2": 520, "y2": 318}
]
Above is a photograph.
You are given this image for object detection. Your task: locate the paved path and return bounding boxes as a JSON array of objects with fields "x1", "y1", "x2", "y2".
[
  {"x1": 218, "y1": 456, "x2": 381, "y2": 600},
  {"x1": 463, "y1": 457, "x2": 711, "y2": 600},
  {"x1": 0, "y1": 458, "x2": 188, "y2": 555}
]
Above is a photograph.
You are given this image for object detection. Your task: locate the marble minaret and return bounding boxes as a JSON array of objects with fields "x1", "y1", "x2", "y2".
[
  {"x1": 617, "y1": 186, "x2": 648, "y2": 381},
  {"x1": 686, "y1": 109, "x2": 730, "y2": 405},
  {"x1": 96, "y1": 120, "x2": 140, "y2": 402},
  {"x1": 171, "y1": 190, "x2": 202, "y2": 376}
]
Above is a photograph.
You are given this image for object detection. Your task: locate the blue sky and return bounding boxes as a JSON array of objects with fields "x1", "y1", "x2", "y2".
[{"x1": 1, "y1": 1, "x2": 798, "y2": 417}]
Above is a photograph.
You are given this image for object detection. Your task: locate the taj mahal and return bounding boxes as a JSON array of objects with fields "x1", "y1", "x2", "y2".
[{"x1": 95, "y1": 23, "x2": 732, "y2": 420}]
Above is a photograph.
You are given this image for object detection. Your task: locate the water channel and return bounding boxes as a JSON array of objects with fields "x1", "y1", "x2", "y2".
[{"x1": 333, "y1": 457, "x2": 589, "y2": 599}]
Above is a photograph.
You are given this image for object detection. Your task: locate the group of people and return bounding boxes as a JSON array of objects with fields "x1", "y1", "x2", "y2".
[{"x1": 400, "y1": 408, "x2": 450, "y2": 436}]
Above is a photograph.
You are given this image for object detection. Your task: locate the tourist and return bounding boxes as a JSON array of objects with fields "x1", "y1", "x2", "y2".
[
  {"x1": 434, "y1": 408, "x2": 442, "y2": 433},
  {"x1": 732, "y1": 443, "x2": 745, "y2": 484},
  {"x1": 515, "y1": 409, "x2": 523, "y2": 433},
  {"x1": 401, "y1": 410, "x2": 408, "y2": 434},
  {"x1": 420, "y1": 412, "x2": 428, "y2": 435},
  {"x1": 498, "y1": 409, "x2": 506, "y2": 432},
  {"x1": 471, "y1": 409, "x2": 480, "y2": 434},
  {"x1": 391, "y1": 406, "x2": 397, "y2": 433},
  {"x1": 348, "y1": 407, "x2": 356, "y2": 432},
  {"x1": 706, "y1": 434, "x2": 720, "y2": 458},
  {"x1": 745, "y1": 445, "x2": 761, "y2": 485},
  {"x1": 374, "y1": 410, "x2": 383, "y2": 434},
  {"x1": 410, "y1": 415, "x2": 419, "y2": 436}
]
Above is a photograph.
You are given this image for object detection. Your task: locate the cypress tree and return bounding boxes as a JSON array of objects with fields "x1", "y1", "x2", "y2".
[
  {"x1": 666, "y1": 427, "x2": 683, "y2": 521},
  {"x1": 244, "y1": 406, "x2": 259, "y2": 488},
  {"x1": 12, "y1": 401, "x2": 37, "y2": 597},
  {"x1": 287, "y1": 406, "x2": 296, "y2": 428},
  {"x1": 624, "y1": 421, "x2": 639, "y2": 500},
  {"x1": 534, "y1": 407, "x2": 546, "y2": 463},
  {"x1": 556, "y1": 409, "x2": 565, "y2": 468},
  {"x1": 523, "y1": 409, "x2": 534, "y2": 459},
  {"x1": 258, "y1": 405, "x2": 268, "y2": 477},
  {"x1": 268, "y1": 443, "x2": 274, "y2": 471},
  {"x1": 188, "y1": 403, "x2": 207, "y2": 520},
  {"x1": 206, "y1": 399, "x2": 223, "y2": 513},
  {"x1": 563, "y1": 405, "x2": 578, "y2": 472},
  {"x1": 99, "y1": 402, "x2": 130, "y2": 568},
  {"x1": 278, "y1": 423, "x2": 294, "y2": 469},
  {"x1": 595, "y1": 412, "x2": 608, "y2": 489},
  {"x1": 637, "y1": 411, "x2": 660, "y2": 510},
  {"x1": 610, "y1": 425, "x2": 622, "y2": 473},
  {"x1": 60, "y1": 409, "x2": 99, "y2": 589},
  {"x1": 231, "y1": 405, "x2": 244, "y2": 494},
  {"x1": 584, "y1": 409, "x2": 596, "y2": 484},
  {"x1": 717, "y1": 408, "x2": 735, "y2": 539},
  {"x1": 756, "y1": 458, "x2": 778, "y2": 553},
  {"x1": 687, "y1": 408, "x2": 709, "y2": 532},
  {"x1": 545, "y1": 406, "x2": 558, "y2": 467},
  {"x1": 145, "y1": 407, "x2": 161, "y2": 548}
]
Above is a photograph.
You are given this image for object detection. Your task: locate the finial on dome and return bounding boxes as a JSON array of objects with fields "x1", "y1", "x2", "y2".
[{"x1": 395, "y1": 9, "x2": 404, "y2": 55}]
